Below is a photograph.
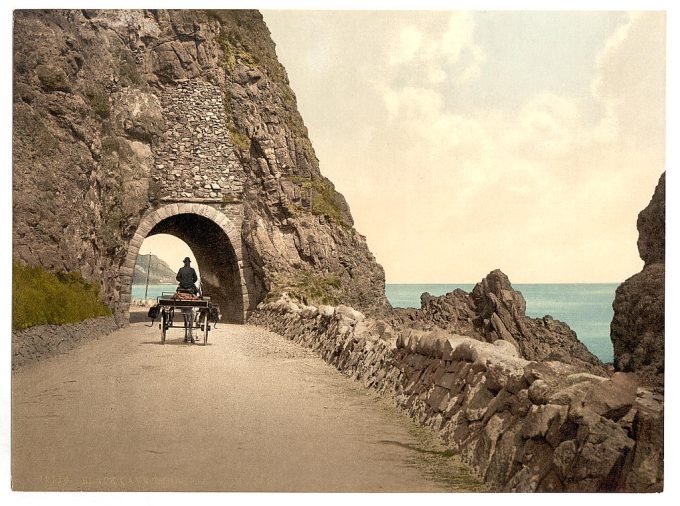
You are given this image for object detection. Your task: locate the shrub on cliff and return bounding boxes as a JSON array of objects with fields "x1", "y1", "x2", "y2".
[
  {"x1": 12, "y1": 261, "x2": 111, "y2": 331},
  {"x1": 267, "y1": 271, "x2": 342, "y2": 306},
  {"x1": 288, "y1": 175, "x2": 353, "y2": 228}
]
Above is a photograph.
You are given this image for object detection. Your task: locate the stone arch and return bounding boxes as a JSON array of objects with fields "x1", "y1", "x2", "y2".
[{"x1": 117, "y1": 203, "x2": 249, "y2": 324}]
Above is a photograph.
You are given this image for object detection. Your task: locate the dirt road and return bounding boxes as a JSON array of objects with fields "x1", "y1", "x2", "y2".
[{"x1": 12, "y1": 313, "x2": 486, "y2": 492}]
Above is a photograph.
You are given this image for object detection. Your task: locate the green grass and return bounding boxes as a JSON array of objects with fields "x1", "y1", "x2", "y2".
[
  {"x1": 12, "y1": 261, "x2": 111, "y2": 331},
  {"x1": 267, "y1": 271, "x2": 343, "y2": 306},
  {"x1": 209, "y1": 10, "x2": 286, "y2": 83},
  {"x1": 288, "y1": 176, "x2": 352, "y2": 228},
  {"x1": 228, "y1": 125, "x2": 250, "y2": 152},
  {"x1": 283, "y1": 200, "x2": 304, "y2": 218},
  {"x1": 118, "y1": 52, "x2": 146, "y2": 88},
  {"x1": 214, "y1": 15, "x2": 261, "y2": 73},
  {"x1": 221, "y1": 90, "x2": 250, "y2": 154},
  {"x1": 83, "y1": 85, "x2": 111, "y2": 119}
]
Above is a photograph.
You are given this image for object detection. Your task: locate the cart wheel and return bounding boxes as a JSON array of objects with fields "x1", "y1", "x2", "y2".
[
  {"x1": 202, "y1": 311, "x2": 209, "y2": 346},
  {"x1": 160, "y1": 310, "x2": 167, "y2": 344}
]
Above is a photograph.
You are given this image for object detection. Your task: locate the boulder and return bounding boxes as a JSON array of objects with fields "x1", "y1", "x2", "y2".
[
  {"x1": 582, "y1": 372, "x2": 638, "y2": 421},
  {"x1": 621, "y1": 389, "x2": 664, "y2": 491}
]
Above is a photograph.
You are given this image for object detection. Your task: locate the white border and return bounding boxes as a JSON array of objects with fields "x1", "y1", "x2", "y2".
[{"x1": 2, "y1": 2, "x2": 677, "y2": 506}]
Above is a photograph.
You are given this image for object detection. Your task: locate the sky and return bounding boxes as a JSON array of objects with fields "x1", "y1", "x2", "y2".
[
  {"x1": 139, "y1": 234, "x2": 199, "y2": 280},
  {"x1": 262, "y1": 10, "x2": 666, "y2": 283}
]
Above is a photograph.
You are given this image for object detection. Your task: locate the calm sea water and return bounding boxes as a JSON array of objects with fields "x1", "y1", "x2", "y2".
[
  {"x1": 132, "y1": 284, "x2": 178, "y2": 301},
  {"x1": 385, "y1": 283, "x2": 617, "y2": 363},
  {"x1": 133, "y1": 283, "x2": 616, "y2": 362}
]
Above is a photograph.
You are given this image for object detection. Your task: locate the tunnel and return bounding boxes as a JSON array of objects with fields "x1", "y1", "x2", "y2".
[
  {"x1": 119, "y1": 203, "x2": 250, "y2": 326},
  {"x1": 145, "y1": 213, "x2": 244, "y2": 323}
]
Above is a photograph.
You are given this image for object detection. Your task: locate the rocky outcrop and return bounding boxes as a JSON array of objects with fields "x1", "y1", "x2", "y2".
[
  {"x1": 383, "y1": 270, "x2": 606, "y2": 375},
  {"x1": 611, "y1": 173, "x2": 665, "y2": 385},
  {"x1": 13, "y1": 10, "x2": 387, "y2": 319},
  {"x1": 250, "y1": 296, "x2": 663, "y2": 492},
  {"x1": 637, "y1": 173, "x2": 665, "y2": 267}
]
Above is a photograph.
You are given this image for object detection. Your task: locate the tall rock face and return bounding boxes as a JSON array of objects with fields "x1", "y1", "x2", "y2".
[
  {"x1": 385, "y1": 270, "x2": 607, "y2": 375},
  {"x1": 13, "y1": 10, "x2": 387, "y2": 317},
  {"x1": 637, "y1": 173, "x2": 665, "y2": 267},
  {"x1": 611, "y1": 173, "x2": 665, "y2": 385}
]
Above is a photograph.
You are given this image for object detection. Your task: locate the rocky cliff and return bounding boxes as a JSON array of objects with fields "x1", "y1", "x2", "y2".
[
  {"x1": 611, "y1": 172, "x2": 665, "y2": 385},
  {"x1": 383, "y1": 270, "x2": 607, "y2": 375},
  {"x1": 13, "y1": 9, "x2": 387, "y2": 319}
]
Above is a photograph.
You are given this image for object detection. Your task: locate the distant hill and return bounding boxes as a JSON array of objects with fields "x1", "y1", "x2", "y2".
[{"x1": 133, "y1": 254, "x2": 176, "y2": 284}]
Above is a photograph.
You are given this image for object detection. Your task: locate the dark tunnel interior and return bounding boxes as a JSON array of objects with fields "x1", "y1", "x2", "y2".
[{"x1": 148, "y1": 213, "x2": 244, "y2": 323}]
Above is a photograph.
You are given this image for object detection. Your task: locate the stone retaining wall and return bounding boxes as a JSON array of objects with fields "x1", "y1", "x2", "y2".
[
  {"x1": 12, "y1": 316, "x2": 119, "y2": 370},
  {"x1": 250, "y1": 296, "x2": 664, "y2": 492}
]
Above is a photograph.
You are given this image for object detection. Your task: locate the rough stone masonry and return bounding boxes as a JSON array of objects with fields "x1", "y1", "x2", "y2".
[{"x1": 153, "y1": 79, "x2": 246, "y2": 200}]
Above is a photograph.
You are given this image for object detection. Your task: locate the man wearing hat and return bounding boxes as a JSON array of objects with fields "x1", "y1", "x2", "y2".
[{"x1": 176, "y1": 256, "x2": 198, "y2": 295}]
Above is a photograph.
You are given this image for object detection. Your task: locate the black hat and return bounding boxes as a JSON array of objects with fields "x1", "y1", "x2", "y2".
[{"x1": 183, "y1": 257, "x2": 191, "y2": 263}]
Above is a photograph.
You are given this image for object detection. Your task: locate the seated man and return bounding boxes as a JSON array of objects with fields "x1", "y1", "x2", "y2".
[
  {"x1": 176, "y1": 256, "x2": 198, "y2": 295},
  {"x1": 176, "y1": 257, "x2": 199, "y2": 343}
]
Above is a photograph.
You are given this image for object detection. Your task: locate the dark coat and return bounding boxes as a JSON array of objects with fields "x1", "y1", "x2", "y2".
[{"x1": 176, "y1": 265, "x2": 198, "y2": 290}]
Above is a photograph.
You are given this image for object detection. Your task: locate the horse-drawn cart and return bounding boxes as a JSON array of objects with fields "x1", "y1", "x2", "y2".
[{"x1": 153, "y1": 292, "x2": 220, "y2": 345}]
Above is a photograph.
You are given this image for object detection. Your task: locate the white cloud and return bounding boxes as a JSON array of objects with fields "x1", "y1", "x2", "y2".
[
  {"x1": 592, "y1": 12, "x2": 665, "y2": 154},
  {"x1": 264, "y1": 11, "x2": 665, "y2": 283},
  {"x1": 362, "y1": 12, "x2": 665, "y2": 282},
  {"x1": 389, "y1": 24, "x2": 422, "y2": 65},
  {"x1": 441, "y1": 12, "x2": 476, "y2": 63},
  {"x1": 386, "y1": 12, "x2": 485, "y2": 88}
]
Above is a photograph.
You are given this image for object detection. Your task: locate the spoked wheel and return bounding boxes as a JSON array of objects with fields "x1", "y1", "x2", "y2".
[
  {"x1": 202, "y1": 311, "x2": 209, "y2": 346},
  {"x1": 160, "y1": 310, "x2": 167, "y2": 344}
]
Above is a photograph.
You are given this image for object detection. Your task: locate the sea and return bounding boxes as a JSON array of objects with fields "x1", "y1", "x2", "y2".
[
  {"x1": 132, "y1": 282, "x2": 617, "y2": 363},
  {"x1": 386, "y1": 283, "x2": 617, "y2": 363}
]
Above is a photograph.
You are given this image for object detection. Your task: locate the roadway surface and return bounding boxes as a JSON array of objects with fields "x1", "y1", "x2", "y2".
[{"x1": 12, "y1": 310, "x2": 486, "y2": 492}]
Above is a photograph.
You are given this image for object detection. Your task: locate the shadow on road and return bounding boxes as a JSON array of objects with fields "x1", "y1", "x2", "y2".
[
  {"x1": 141, "y1": 340, "x2": 213, "y2": 346},
  {"x1": 378, "y1": 440, "x2": 456, "y2": 457},
  {"x1": 129, "y1": 310, "x2": 151, "y2": 324}
]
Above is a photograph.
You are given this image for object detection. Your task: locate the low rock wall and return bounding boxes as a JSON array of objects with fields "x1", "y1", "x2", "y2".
[
  {"x1": 12, "y1": 316, "x2": 119, "y2": 370},
  {"x1": 249, "y1": 296, "x2": 663, "y2": 492}
]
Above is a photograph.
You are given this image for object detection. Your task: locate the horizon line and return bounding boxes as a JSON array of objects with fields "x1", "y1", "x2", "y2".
[{"x1": 384, "y1": 281, "x2": 622, "y2": 285}]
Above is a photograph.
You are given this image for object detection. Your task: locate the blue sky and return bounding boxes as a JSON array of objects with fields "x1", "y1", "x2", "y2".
[{"x1": 456, "y1": 12, "x2": 627, "y2": 111}]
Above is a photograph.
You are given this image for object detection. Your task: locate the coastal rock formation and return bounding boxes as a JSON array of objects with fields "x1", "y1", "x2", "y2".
[
  {"x1": 384, "y1": 270, "x2": 606, "y2": 374},
  {"x1": 637, "y1": 172, "x2": 665, "y2": 266},
  {"x1": 13, "y1": 10, "x2": 387, "y2": 321},
  {"x1": 611, "y1": 173, "x2": 665, "y2": 384},
  {"x1": 251, "y1": 295, "x2": 663, "y2": 492}
]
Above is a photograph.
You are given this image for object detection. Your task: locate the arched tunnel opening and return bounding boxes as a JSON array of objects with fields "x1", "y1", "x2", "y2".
[
  {"x1": 142, "y1": 213, "x2": 245, "y2": 324},
  {"x1": 132, "y1": 233, "x2": 200, "y2": 295}
]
